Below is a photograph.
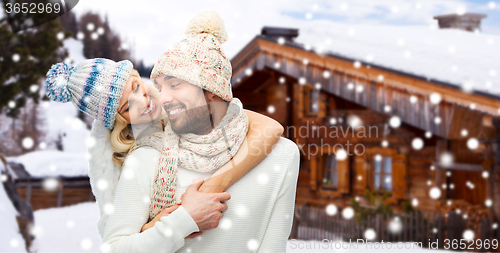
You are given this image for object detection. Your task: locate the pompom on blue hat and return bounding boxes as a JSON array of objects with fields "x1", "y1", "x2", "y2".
[{"x1": 44, "y1": 58, "x2": 134, "y2": 129}]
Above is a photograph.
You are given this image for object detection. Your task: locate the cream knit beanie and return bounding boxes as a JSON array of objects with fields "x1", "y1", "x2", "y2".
[{"x1": 151, "y1": 11, "x2": 233, "y2": 101}]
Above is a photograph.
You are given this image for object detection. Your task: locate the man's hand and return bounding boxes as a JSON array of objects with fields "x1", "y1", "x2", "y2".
[{"x1": 181, "y1": 177, "x2": 230, "y2": 231}]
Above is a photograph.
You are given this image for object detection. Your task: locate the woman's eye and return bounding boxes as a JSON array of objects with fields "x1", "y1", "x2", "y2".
[
  {"x1": 124, "y1": 106, "x2": 130, "y2": 112},
  {"x1": 134, "y1": 83, "x2": 140, "y2": 93},
  {"x1": 171, "y1": 83, "x2": 181, "y2": 88}
]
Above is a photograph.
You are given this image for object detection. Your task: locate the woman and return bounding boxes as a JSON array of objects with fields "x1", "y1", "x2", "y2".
[{"x1": 45, "y1": 58, "x2": 283, "y2": 252}]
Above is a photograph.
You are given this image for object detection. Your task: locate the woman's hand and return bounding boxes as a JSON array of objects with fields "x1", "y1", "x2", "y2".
[{"x1": 140, "y1": 204, "x2": 181, "y2": 232}]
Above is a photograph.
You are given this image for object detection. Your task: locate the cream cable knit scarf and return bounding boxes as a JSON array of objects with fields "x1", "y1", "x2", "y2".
[{"x1": 129, "y1": 98, "x2": 249, "y2": 222}]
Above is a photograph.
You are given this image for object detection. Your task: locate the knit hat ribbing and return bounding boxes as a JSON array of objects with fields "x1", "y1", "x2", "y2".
[
  {"x1": 44, "y1": 58, "x2": 134, "y2": 129},
  {"x1": 151, "y1": 11, "x2": 233, "y2": 101}
]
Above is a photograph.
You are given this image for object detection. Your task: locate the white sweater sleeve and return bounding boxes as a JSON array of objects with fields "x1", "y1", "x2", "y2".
[
  {"x1": 258, "y1": 142, "x2": 300, "y2": 253},
  {"x1": 101, "y1": 147, "x2": 199, "y2": 253}
]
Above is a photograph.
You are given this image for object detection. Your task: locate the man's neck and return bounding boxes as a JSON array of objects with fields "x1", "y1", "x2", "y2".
[{"x1": 197, "y1": 101, "x2": 229, "y2": 135}]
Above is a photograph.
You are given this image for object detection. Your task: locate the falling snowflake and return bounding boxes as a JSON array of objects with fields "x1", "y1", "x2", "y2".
[
  {"x1": 277, "y1": 37, "x2": 285, "y2": 45},
  {"x1": 364, "y1": 228, "x2": 376, "y2": 240},
  {"x1": 374, "y1": 154, "x2": 382, "y2": 162},
  {"x1": 427, "y1": 180, "x2": 432, "y2": 186},
  {"x1": 434, "y1": 117, "x2": 441, "y2": 124},
  {"x1": 57, "y1": 32, "x2": 64, "y2": 40},
  {"x1": 220, "y1": 218, "x2": 232, "y2": 230},
  {"x1": 330, "y1": 118, "x2": 337, "y2": 125},
  {"x1": 429, "y1": 187, "x2": 441, "y2": 199},
  {"x1": 97, "y1": 27, "x2": 105, "y2": 35},
  {"x1": 467, "y1": 138, "x2": 479, "y2": 150},
  {"x1": 279, "y1": 77, "x2": 285, "y2": 84},
  {"x1": 425, "y1": 131, "x2": 432, "y2": 138},
  {"x1": 463, "y1": 230, "x2": 474, "y2": 240},
  {"x1": 389, "y1": 116, "x2": 401, "y2": 128},
  {"x1": 446, "y1": 171, "x2": 452, "y2": 177},
  {"x1": 388, "y1": 217, "x2": 402, "y2": 234},
  {"x1": 66, "y1": 220, "x2": 75, "y2": 228},
  {"x1": 442, "y1": 183, "x2": 447, "y2": 189},
  {"x1": 326, "y1": 204, "x2": 337, "y2": 216},
  {"x1": 267, "y1": 105, "x2": 275, "y2": 114},
  {"x1": 412, "y1": 198, "x2": 419, "y2": 207},
  {"x1": 440, "y1": 152, "x2": 453, "y2": 166},
  {"x1": 10, "y1": 239, "x2": 19, "y2": 248},
  {"x1": 245, "y1": 68, "x2": 252, "y2": 76},
  {"x1": 489, "y1": 2, "x2": 497, "y2": 9},
  {"x1": 247, "y1": 239, "x2": 259, "y2": 251},
  {"x1": 456, "y1": 6, "x2": 467, "y2": 15},
  {"x1": 429, "y1": 93, "x2": 441, "y2": 104},
  {"x1": 381, "y1": 140, "x2": 388, "y2": 147},
  {"x1": 340, "y1": 3, "x2": 348, "y2": 11},
  {"x1": 104, "y1": 203, "x2": 114, "y2": 214},
  {"x1": 91, "y1": 32, "x2": 98, "y2": 40},
  {"x1": 305, "y1": 13, "x2": 313, "y2": 20},
  {"x1": 12, "y1": 54, "x2": 20, "y2": 62},
  {"x1": 485, "y1": 199, "x2": 493, "y2": 207},
  {"x1": 378, "y1": 75, "x2": 384, "y2": 81},
  {"x1": 356, "y1": 85, "x2": 364, "y2": 93},
  {"x1": 1, "y1": 174, "x2": 7, "y2": 182},
  {"x1": 482, "y1": 171, "x2": 489, "y2": 179},
  {"x1": 302, "y1": 59, "x2": 309, "y2": 65},
  {"x1": 353, "y1": 61, "x2": 361, "y2": 68},
  {"x1": 123, "y1": 168, "x2": 135, "y2": 180},
  {"x1": 101, "y1": 243, "x2": 111, "y2": 253},
  {"x1": 335, "y1": 149, "x2": 347, "y2": 161},
  {"x1": 411, "y1": 138, "x2": 424, "y2": 150},
  {"x1": 258, "y1": 173, "x2": 269, "y2": 184},
  {"x1": 384, "y1": 105, "x2": 391, "y2": 113},
  {"x1": 409, "y1": 95, "x2": 417, "y2": 103},
  {"x1": 97, "y1": 178, "x2": 108, "y2": 190},
  {"x1": 77, "y1": 32, "x2": 84, "y2": 40},
  {"x1": 430, "y1": 165, "x2": 435, "y2": 171},
  {"x1": 236, "y1": 205, "x2": 249, "y2": 217},
  {"x1": 86, "y1": 23, "x2": 95, "y2": 31},
  {"x1": 8, "y1": 101, "x2": 16, "y2": 109},
  {"x1": 49, "y1": 165, "x2": 57, "y2": 172},
  {"x1": 347, "y1": 82, "x2": 354, "y2": 90},
  {"x1": 342, "y1": 207, "x2": 354, "y2": 219},
  {"x1": 299, "y1": 77, "x2": 306, "y2": 85},
  {"x1": 274, "y1": 62, "x2": 280, "y2": 69},
  {"x1": 323, "y1": 71, "x2": 330, "y2": 79}
]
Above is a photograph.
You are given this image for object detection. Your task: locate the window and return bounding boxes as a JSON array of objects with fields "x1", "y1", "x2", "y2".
[
  {"x1": 309, "y1": 89, "x2": 319, "y2": 114},
  {"x1": 373, "y1": 156, "x2": 392, "y2": 191},
  {"x1": 323, "y1": 155, "x2": 338, "y2": 187}
]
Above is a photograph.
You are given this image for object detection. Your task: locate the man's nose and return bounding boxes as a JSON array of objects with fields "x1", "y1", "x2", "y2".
[{"x1": 160, "y1": 89, "x2": 174, "y2": 105}]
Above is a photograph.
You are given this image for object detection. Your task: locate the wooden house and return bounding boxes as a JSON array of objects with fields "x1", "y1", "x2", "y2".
[
  {"x1": 230, "y1": 24, "x2": 500, "y2": 229},
  {"x1": 6, "y1": 161, "x2": 94, "y2": 211}
]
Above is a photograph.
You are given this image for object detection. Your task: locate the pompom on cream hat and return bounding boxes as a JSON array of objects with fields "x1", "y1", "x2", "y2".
[{"x1": 151, "y1": 11, "x2": 233, "y2": 101}]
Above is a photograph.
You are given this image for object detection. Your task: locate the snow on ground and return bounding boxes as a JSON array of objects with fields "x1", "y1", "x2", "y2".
[
  {"x1": 296, "y1": 21, "x2": 500, "y2": 97},
  {"x1": 0, "y1": 169, "x2": 28, "y2": 252},
  {"x1": 30, "y1": 202, "x2": 101, "y2": 253},
  {"x1": 29, "y1": 202, "x2": 451, "y2": 253}
]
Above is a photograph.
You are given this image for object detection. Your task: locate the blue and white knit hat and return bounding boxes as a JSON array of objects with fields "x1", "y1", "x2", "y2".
[{"x1": 44, "y1": 58, "x2": 134, "y2": 129}]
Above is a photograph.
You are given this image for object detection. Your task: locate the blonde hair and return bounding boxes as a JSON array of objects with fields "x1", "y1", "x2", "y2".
[
  {"x1": 110, "y1": 70, "x2": 140, "y2": 166},
  {"x1": 109, "y1": 70, "x2": 167, "y2": 166},
  {"x1": 110, "y1": 113, "x2": 135, "y2": 166}
]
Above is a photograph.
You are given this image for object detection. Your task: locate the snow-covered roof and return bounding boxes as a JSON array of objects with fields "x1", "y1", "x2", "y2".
[
  {"x1": 7, "y1": 151, "x2": 88, "y2": 178},
  {"x1": 295, "y1": 21, "x2": 500, "y2": 98}
]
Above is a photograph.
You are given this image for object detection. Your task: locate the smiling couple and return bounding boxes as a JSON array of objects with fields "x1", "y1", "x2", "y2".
[{"x1": 44, "y1": 10, "x2": 299, "y2": 253}]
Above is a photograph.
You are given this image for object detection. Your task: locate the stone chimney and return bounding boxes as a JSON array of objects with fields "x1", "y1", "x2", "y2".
[
  {"x1": 433, "y1": 13, "x2": 487, "y2": 32},
  {"x1": 261, "y1": 26, "x2": 299, "y2": 42}
]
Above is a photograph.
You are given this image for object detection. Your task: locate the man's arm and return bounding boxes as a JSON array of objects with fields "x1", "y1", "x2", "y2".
[{"x1": 258, "y1": 142, "x2": 300, "y2": 252}]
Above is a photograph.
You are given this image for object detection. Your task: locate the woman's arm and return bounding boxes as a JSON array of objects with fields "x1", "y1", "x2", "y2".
[
  {"x1": 102, "y1": 147, "x2": 199, "y2": 252},
  {"x1": 198, "y1": 110, "x2": 284, "y2": 193}
]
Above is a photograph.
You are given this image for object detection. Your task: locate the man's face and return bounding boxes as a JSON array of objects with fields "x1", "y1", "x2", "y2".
[{"x1": 154, "y1": 75, "x2": 211, "y2": 134}]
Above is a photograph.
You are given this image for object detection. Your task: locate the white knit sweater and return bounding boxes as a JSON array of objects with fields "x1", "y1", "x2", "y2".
[{"x1": 101, "y1": 137, "x2": 300, "y2": 253}]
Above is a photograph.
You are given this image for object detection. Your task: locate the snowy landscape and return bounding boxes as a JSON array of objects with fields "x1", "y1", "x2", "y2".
[{"x1": 1, "y1": 1, "x2": 499, "y2": 252}]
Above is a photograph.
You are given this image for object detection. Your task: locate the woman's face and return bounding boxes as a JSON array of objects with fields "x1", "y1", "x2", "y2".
[{"x1": 117, "y1": 75, "x2": 162, "y2": 124}]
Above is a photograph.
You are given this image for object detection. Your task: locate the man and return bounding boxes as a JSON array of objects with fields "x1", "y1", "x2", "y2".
[{"x1": 152, "y1": 75, "x2": 300, "y2": 252}]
